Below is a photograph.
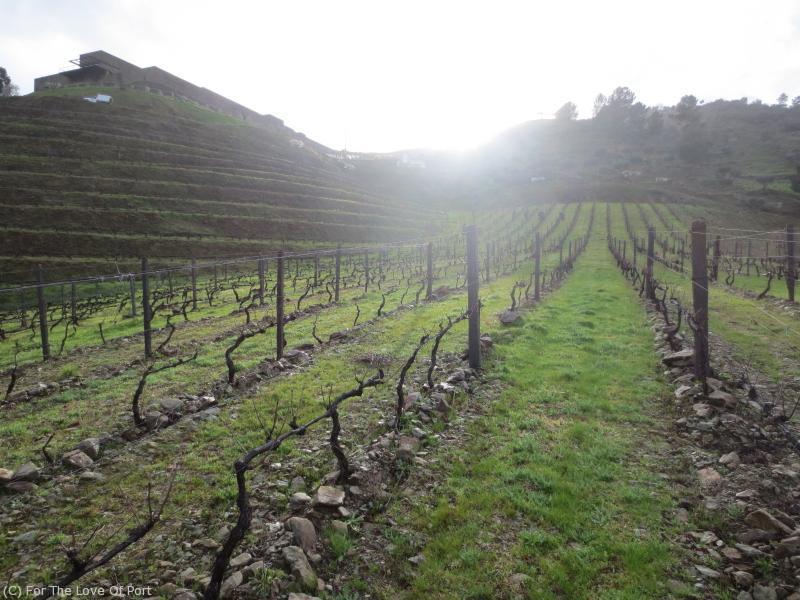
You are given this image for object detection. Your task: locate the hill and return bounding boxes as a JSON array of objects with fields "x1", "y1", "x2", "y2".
[
  {"x1": 352, "y1": 96, "x2": 800, "y2": 215},
  {"x1": 0, "y1": 87, "x2": 442, "y2": 283}
]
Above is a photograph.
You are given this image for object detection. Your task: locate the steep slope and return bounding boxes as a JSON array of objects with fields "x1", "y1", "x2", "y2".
[{"x1": 0, "y1": 87, "x2": 441, "y2": 282}]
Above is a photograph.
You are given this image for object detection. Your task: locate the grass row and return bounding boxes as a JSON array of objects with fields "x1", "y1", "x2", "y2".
[
  {"x1": 366, "y1": 227, "x2": 684, "y2": 599},
  {"x1": 0, "y1": 205, "x2": 591, "y2": 587}
]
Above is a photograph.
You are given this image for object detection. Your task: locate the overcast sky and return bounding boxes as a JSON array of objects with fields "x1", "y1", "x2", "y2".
[{"x1": 3, "y1": 0, "x2": 800, "y2": 151}]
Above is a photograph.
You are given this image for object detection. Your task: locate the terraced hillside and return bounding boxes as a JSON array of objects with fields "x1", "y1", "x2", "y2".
[{"x1": 0, "y1": 88, "x2": 442, "y2": 284}]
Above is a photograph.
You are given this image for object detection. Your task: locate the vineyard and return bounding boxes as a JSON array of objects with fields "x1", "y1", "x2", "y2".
[
  {"x1": 0, "y1": 88, "x2": 444, "y2": 281},
  {"x1": 2, "y1": 191, "x2": 800, "y2": 599}
]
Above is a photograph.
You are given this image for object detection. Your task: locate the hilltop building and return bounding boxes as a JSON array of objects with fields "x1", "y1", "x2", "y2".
[{"x1": 34, "y1": 50, "x2": 284, "y2": 127}]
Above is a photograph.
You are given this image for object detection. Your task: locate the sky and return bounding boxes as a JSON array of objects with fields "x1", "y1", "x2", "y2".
[{"x1": 3, "y1": 0, "x2": 800, "y2": 152}]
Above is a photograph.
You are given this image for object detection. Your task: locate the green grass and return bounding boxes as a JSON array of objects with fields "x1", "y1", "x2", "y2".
[
  {"x1": 0, "y1": 207, "x2": 589, "y2": 581},
  {"x1": 325, "y1": 526, "x2": 354, "y2": 561},
  {"x1": 372, "y1": 232, "x2": 683, "y2": 599}
]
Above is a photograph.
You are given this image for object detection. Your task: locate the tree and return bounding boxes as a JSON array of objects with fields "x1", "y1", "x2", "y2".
[
  {"x1": 777, "y1": 93, "x2": 789, "y2": 107},
  {"x1": 793, "y1": 96, "x2": 800, "y2": 108},
  {"x1": 676, "y1": 94, "x2": 699, "y2": 121},
  {"x1": 592, "y1": 93, "x2": 607, "y2": 117},
  {"x1": 594, "y1": 87, "x2": 637, "y2": 121},
  {"x1": 607, "y1": 86, "x2": 636, "y2": 108},
  {"x1": 0, "y1": 67, "x2": 19, "y2": 97},
  {"x1": 0, "y1": 68, "x2": 9, "y2": 95},
  {"x1": 677, "y1": 94, "x2": 698, "y2": 110},
  {"x1": 555, "y1": 101, "x2": 578, "y2": 121}
]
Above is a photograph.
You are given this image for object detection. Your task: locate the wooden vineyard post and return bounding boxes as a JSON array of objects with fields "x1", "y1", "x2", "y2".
[
  {"x1": 276, "y1": 251, "x2": 285, "y2": 359},
  {"x1": 465, "y1": 225, "x2": 481, "y2": 369},
  {"x1": 746, "y1": 240, "x2": 752, "y2": 276},
  {"x1": 191, "y1": 259, "x2": 198, "y2": 311},
  {"x1": 214, "y1": 265, "x2": 218, "y2": 289},
  {"x1": 142, "y1": 257, "x2": 152, "y2": 359},
  {"x1": 484, "y1": 243, "x2": 491, "y2": 283},
  {"x1": 622, "y1": 240, "x2": 627, "y2": 262},
  {"x1": 314, "y1": 254, "x2": 320, "y2": 288},
  {"x1": 712, "y1": 235, "x2": 721, "y2": 282},
  {"x1": 129, "y1": 274, "x2": 137, "y2": 317},
  {"x1": 363, "y1": 251, "x2": 369, "y2": 294},
  {"x1": 787, "y1": 224, "x2": 796, "y2": 302},
  {"x1": 691, "y1": 221, "x2": 710, "y2": 380},
  {"x1": 70, "y1": 282, "x2": 77, "y2": 325},
  {"x1": 334, "y1": 245, "x2": 341, "y2": 303},
  {"x1": 19, "y1": 291, "x2": 27, "y2": 328},
  {"x1": 426, "y1": 242, "x2": 433, "y2": 300},
  {"x1": 258, "y1": 258, "x2": 266, "y2": 306},
  {"x1": 36, "y1": 265, "x2": 50, "y2": 361},
  {"x1": 534, "y1": 231, "x2": 541, "y2": 301},
  {"x1": 633, "y1": 236, "x2": 637, "y2": 269},
  {"x1": 646, "y1": 226, "x2": 656, "y2": 300}
]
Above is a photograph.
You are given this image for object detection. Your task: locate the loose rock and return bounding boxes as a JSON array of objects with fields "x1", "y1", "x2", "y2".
[
  {"x1": 220, "y1": 570, "x2": 243, "y2": 598},
  {"x1": 708, "y1": 389, "x2": 737, "y2": 409},
  {"x1": 282, "y1": 545, "x2": 317, "y2": 592},
  {"x1": 159, "y1": 398, "x2": 184, "y2": 413},
  {"x1": 744, "y1": 509, "x2": 794, "y2": 536},
  {"x1": 5, "y1": 481, "x2": 37, "y2": 493},
  {"x1": 12, "y1": 462, "x2": 40, "y2": 482},
  {"x1": 0, "y1": 468, "x2": 14, "y2": 484},
  {"x1": 330, "y1": 520, "x2": 348, "y2": 536},
  {"x1": 694, "y1": 564, "x2": 721, "y2": 579},
  {"x1": 732, "y1": 571, "x2": 754, "y2": 588},
  {"x1": 13, "y1": 530, "x2": 39, "y2": 544},
  {"x1": 774, "y1": 535, "x2": 800, "y2": 558},
  {"x1": 314, "y1": 486, "x2": 344, "y2": 507},
  {"x1": 719, "y1": 451, "x2": 741, "y2": 468},
  {"x1": 229, "y1": 552, "x2": 252, "y2": 569},
  {"x1": 663, "y1": 349, "x2": 694, "y2": 367},
  {"x1": 193, "y1": 538, "x2": 219, "y2": 550},
  {"x1": 290, "y1": 492, "x2": 312, "y2": 508},
  {"x1": 287, "y1": 517, "x2": 317, "y2": 552},
  {"x1": 75, "y1": 438, "x2": 101, "y2": 460},
  {"x1": 397, "y1": 436, "x2": 421, "y2": 460},
  {"x1": 62, "y1": 450, "x2": 94, "y2": 470},
  {"x1": 752, "y1": 584, "x2": 777, "y2": 600},
  {"x1": 697, "y1": 467, "x2": 722, "y2": 488}
]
